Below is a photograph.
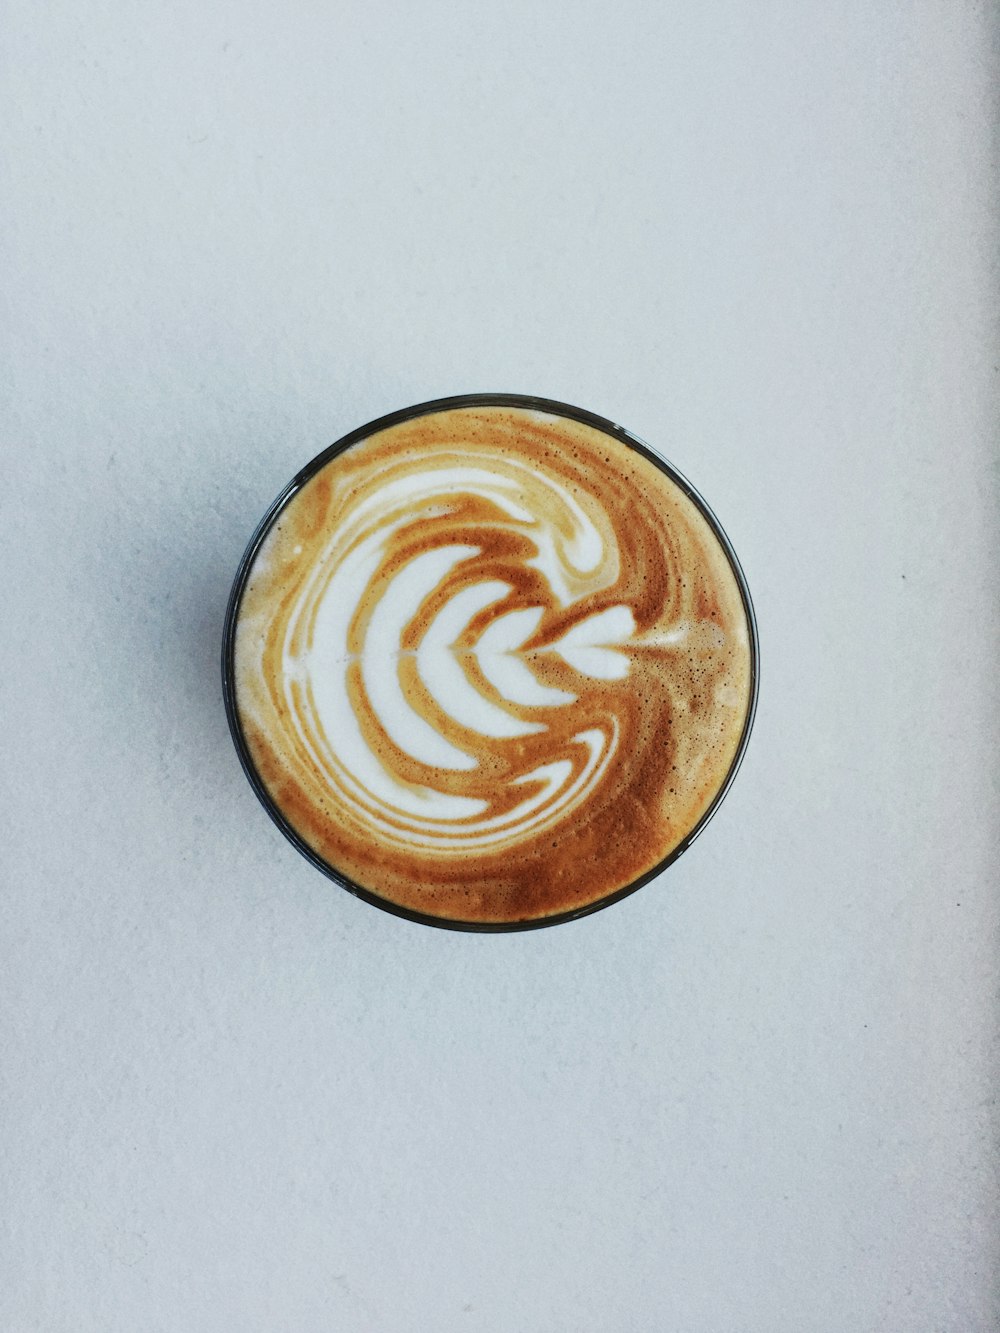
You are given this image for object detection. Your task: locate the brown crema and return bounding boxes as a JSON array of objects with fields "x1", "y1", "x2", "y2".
[{"x1": 233, "y1": 404, "x2": 753, "y2": 925}]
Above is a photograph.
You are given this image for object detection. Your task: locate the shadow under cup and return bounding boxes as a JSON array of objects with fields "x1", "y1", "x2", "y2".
[{"x1": 222, "y1": 394, "x2": 759, "y2": 932}]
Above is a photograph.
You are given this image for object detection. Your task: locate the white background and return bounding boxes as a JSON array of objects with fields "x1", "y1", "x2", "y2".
[{"x1": 3, "y1": 3, "x2": 998, "y2": 1330}]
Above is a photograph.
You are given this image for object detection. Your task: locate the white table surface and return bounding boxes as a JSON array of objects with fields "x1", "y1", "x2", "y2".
[{"x1": 3, "y1": 3, "x2": 998, "y2": 1330}]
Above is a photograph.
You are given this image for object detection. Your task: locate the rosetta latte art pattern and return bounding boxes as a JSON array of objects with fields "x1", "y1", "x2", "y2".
[{"x1": 233, "y1": 406, "x2": 753, "y2": 923}]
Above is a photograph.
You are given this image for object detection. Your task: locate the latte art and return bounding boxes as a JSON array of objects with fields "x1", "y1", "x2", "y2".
[
  {"x1": 286, "y1": 460, "x2": 631, "y2": 848},
  {"x1": 230, "y1": 402, "x2": 755, "y2": 925}
]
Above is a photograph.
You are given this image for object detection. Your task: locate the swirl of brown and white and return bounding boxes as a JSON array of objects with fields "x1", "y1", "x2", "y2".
[{"x1": 232, "y1": 404, "x2": 753, "y2": 925}]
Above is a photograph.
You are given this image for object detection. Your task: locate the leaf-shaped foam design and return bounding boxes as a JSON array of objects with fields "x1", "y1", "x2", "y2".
[{"x1": 549, "y1": 605, "x2": 636, "y2": 680}]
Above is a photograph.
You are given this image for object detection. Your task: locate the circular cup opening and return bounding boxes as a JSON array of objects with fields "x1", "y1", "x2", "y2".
[{"x1": 222, "y1": 393, "x2": 759, "y2": 932}]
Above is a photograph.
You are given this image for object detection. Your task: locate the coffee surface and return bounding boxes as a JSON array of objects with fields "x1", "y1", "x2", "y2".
[{"x1": 233, "y1": 405, "x2": 753, "y2": 923}]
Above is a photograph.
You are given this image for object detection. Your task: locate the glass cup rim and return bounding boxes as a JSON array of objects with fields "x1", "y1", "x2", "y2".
[{"x1": 221, "y1": 392, "x2": 760, "y2": 932}]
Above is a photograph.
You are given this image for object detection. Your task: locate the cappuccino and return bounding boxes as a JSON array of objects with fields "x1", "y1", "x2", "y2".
[{"x1": 226, "y1": 397, "x2": 756, "y2": 927}]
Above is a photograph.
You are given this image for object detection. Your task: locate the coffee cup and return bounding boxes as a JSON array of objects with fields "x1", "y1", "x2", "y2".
[{"x1": 222, "y1": 395, "x2": 758, "y2": 930}]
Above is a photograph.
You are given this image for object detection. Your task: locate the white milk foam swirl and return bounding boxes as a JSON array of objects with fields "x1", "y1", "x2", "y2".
[{"x1": 281, "y1": 455, "x2": 641, "y2": 852}]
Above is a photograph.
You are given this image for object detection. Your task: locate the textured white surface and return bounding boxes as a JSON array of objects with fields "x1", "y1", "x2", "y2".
[{"x1": 2, "y1": 2, "x2": 998, "y2": 1330}]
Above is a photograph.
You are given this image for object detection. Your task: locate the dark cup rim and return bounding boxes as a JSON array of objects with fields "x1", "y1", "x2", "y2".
[{"x1": 221, "y1": 392, "x2": 760, "y2": 932}]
